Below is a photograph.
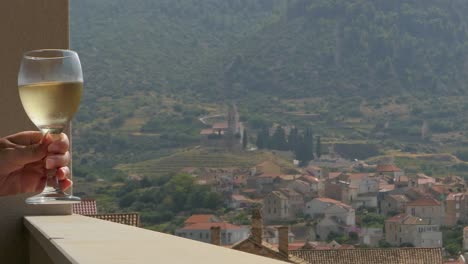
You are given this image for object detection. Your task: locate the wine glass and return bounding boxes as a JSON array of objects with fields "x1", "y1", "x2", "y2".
[{"x1": 18, "y1": 49, "x2": 82, "y2": 204}]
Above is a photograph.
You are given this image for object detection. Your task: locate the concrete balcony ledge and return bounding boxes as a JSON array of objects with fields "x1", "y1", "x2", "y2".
[{"x1": 24, "y1": 215, "x2": 287, "y2": 264}]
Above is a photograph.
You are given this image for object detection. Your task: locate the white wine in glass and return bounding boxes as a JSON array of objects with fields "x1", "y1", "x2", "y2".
[{"x1": 18, "y1": 49, "x2": 83, "y2": 204}]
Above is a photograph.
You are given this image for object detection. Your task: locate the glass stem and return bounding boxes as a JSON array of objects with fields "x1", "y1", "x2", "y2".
[{"x1": 44, "y1": 132, "x2": 62, "y2": 193}]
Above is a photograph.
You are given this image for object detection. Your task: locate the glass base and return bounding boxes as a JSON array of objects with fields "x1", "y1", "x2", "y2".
[{"x1": 26, "y1": 187, "x2": 81, "y2": 205}]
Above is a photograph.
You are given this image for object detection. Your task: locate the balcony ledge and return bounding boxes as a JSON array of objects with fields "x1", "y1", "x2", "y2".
[{"x1": 24, "y1": 215, "x2": 287, "y2": 264}]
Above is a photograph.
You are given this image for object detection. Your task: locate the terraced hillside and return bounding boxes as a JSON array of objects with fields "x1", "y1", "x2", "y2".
[{"x1": 116, "y1": 148, "x2": 268, "y2": 178}]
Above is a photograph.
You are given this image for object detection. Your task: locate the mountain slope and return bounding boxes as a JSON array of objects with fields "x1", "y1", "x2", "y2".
[{"x1": 202, "y1": 0, "x2": 468, "y2": 99}]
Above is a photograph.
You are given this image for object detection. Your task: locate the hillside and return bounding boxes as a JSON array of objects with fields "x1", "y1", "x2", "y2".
[
  {"x1": 203, "y1": 0, "x2": 468, "y2": 99},
  {"x1": 70, "y1": 0, "x2": 468, "y2": 183}
]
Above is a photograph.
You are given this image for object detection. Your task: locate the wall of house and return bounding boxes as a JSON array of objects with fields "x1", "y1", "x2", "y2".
[
  {"x1": 263, "y1": 194, "x2": 289, "y2": 222},
  {"x1": 316, "y1": 217, "x2": 342, "y2": 240},
  {"x1": 358, "y1": 177, "x2": 379, "y2": 194},
  {"x1": 360, "y1": 227, "x2": 383, "y2": 247},
  {"x1": 324, "y1": 205, "x2": 355, "y2": 226},
  {"x1": 407, "y1": 205, "x2": 443, "y2": 225},
  {"x1": 303, "y1": 199, "x2": 330, "y2": 218},
  {"x1": 385, "y1": 221, "x2": 399, "y2": 245},
  {"x1": 445, "y1": 198, "x2": 462, "y2": 226},
  {"x1": 418, "y1": 230, "x2": 442, "y2": 248}
]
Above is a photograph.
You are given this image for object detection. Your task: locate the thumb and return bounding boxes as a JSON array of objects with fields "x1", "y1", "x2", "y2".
[{"x1": 7, "y1": 142, "x2": 48, "y2": 166}]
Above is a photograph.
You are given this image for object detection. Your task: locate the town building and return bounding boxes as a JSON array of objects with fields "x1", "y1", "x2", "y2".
[
  {"x1": 175, "y1": 222, "x2": 249, "y2": 245},
  {"x1": 199, "y1": 104, "x2": 243, "y2": 150},
  {"x1": 263, "y1": 189, "x2": 304, "y2": 222},
  {"x1": 445, "y1": 193, "x2": 467, "y2": 226},
  {"x1": 230, "y1": 209, "x2": 444, "y2": 264},
  {"x1": 324, "y1": 173, "x2": 379, "y2": 209},
  {"x1": 231, "y1": 209, "x2": 307, "y2": 263},
  {"x1": 406, "y1": 197, "x2": 444, "y2": 225},
  {"x1": 380, "y1": 194, "x2": 409, "y2": 216},
  {"x1": 230, "y1": 194, "x2": 256, "y2": 209},
  {"x1": 385, "y1": 214, "x2": 442, "y2": 247},
  {"x1": 359, "y1": 227, "x2": 383, "y2": 247},
  {"x1": 304, "y1": 197, "x2": 356, "y2": 240},
  {"x1": 409, "y1": 173, "x2": 436, "y2": 189}
]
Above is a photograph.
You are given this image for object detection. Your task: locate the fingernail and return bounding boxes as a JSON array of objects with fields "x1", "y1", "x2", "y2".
[{"x1": 46, "y1": 158, "x2": 53, "y2": 169}]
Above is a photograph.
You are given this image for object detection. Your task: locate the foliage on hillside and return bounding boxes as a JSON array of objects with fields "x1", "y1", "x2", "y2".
[
  {"x1": 116, "y1": 148, "x2": 263, "y2": 178},
  {"x1": 201, "y1": 0, "x2": 468, "y2": 99},
  {"x1": 115, "y1": 173, "x2": 223, "y2": 232}
]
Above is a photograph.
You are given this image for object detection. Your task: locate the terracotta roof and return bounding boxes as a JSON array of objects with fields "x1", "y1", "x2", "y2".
[
  {"x1": 200, "y1": 129, "x2": 215, "y2": 135},
  {"x1": 347, "y1": 173, "x2": 372, "y2": 180},
  {"x1": 301, "y1": 175, "x2": 319, "y2": 183},
  {"x1": 376, "y1": 164, "x2": 402, "y2": 173},
  {"x1": 291, "y1": 248, "x2": 443, "y2": 264},
  {"x1": 72, "y1": 199, "x2": 97, "y2": 215},
  {"x1": 328, "y1": 172, "x2": 342, "y2": 179},
  {"x1": 314, "y1": 197, "x2": 352, "y2": 209},
  {"x1": 279, "y1": 174, "x2": 298, "y2": 181},
  {"x1": 258, "y1": 173, "x2": 280, "y2": 178},
  {"x1": 430, "y1": 185, "x2": 447, "y2": 194},
  {"x1": 379, "y1": 180, "x2": 395, "y2": 191},
  {"x1": 184, "y1": 214, "x2": 217, "y2": 225},
  {"x1": 386, "y1": 214, "x2": 429, "y2": 225},
  {"x1": 212, "y1": 122, "x2": 228, "y2": 129},
  {"x1": 180, "y1": 222, "x2": 243, "y2": 231},
  {"x1": 407, "y1": 197, "x2": 441, "y2": 206},
  {"x1": 87, "y1": 213, "x2": 139, "y2": 227}
]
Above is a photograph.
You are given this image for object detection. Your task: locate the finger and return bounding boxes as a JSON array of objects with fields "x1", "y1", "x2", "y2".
[
  {"x1": 45, "y1": 152, "x2": 71, "y2": 169},
  {"x1": 4, "y1": 143, "x2": 48, "y2": 167},
  {"x1": 56, "y1": 167, "x2": 70, "y2": 180},
  {"x1": 59, "y1": 178, "x2": 72, "y2": 191},
  {"x1": 47, "y1": 133, "x2": 69, "y2": 154},
  {"x1": 5, "y1": 131, "x2": 44, "y2": 146},
  {"x1": 0, "y1": 138, "x2": 18, "y2": 148}
]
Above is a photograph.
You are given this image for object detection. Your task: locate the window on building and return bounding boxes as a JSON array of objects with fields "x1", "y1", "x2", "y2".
[
  {"x1": 206, "y1": 233, "x2": 209, "y2": 239},
  {"x1": 190, "y1": 233, "x2": 192, "y2": 237},
  {"x1": 228, "y1": 233, "x2": 232, "y2": 243},
  {"x1": 411, "y1": 208, "x2": 416, "y2": 216},
  {"x1": 456, "y1": 213, "x2": 460, "y2": 218},
  {"x1": 199, "y1": 233, "x2": 203, "y2": 239},
  {"x1": 456, "y1": 203, "x2": 460, "y2": 209}
]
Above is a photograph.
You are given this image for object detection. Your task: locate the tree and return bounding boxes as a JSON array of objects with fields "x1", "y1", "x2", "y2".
[
  {"x1": 256, "y1": 127, "x2": 269, "y2": 149},
  {"x1": 288, "y1": 127, "x2": 299, "y2": 151},
  {"x1": 316, "y1": 136, "x2": 322, "y2": 159},
  {"x1": 446, "y1": 243, "x2": 461, "y2": 256},
  {"x1": 271, "y1": 126, "x2": 288, "y2": 150},
  {"x1": 242, "y1": 128, "x2": 248, "y2": 149},
  {"x1": 294, "y1": 127, "x2": 314, "y2": 166},
  {"x1": 304, "y1": 127, "x2": 314, "y2": 161}
]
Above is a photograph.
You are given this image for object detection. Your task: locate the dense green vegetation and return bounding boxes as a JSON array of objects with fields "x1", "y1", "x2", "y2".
[
  {"x1": 115, "y1": 173, "x2": 223, "y2": 232},
  {"x1": 205, "y1": 0, "x2": 468, "y2": 99},
  {"x1": 442, "y1": 226, "x2": 463, "y2": 257}
]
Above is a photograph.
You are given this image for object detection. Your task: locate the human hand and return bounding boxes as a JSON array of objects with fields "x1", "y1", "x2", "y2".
[{"x1": 0, "y1": 131, "x2": 72, "y2": 197}]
